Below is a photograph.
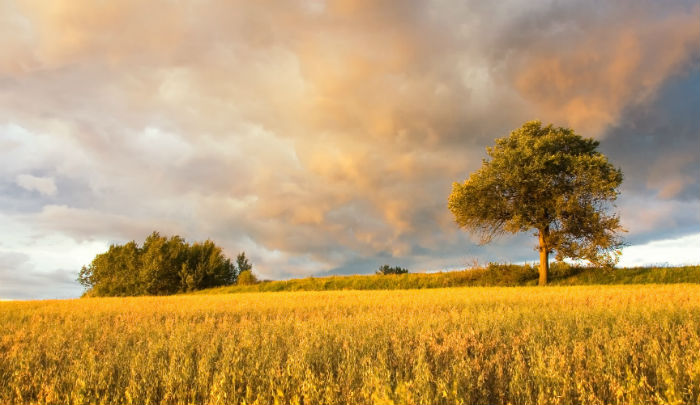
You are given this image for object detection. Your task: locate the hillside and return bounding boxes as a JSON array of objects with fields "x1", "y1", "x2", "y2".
[{"x1": 194, "y1": 264, "x2": 700, "y2": 294}]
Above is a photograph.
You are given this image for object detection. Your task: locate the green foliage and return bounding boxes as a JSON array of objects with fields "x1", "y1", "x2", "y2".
[
  {"x1": 195, "y1": 265, "x2": 700, "y2": 294},
  {"x1": 180, "y1": 240, "x2": 240, "y2": 292},
  {"x1": 140, "y1": 233, "x2": 188, "y2": 295},
  {"x1": 78, "y1": 241, "x2": 141, "y2": 297},
  {"x1": 78, "y1": 231, "x2": 239, "y2": 296},
  {"x1": 376, "y1": 265, "x2": 409, "y2": 275},
  {"x1": 236, "y1": 252, "x2": 252, "y2": 273},
  {"x1": 237, "y1": 270, "x2": 259, "y2": 285},
  {"x1": 448, "y1": 120, "x2": 624, "y2": 274}
]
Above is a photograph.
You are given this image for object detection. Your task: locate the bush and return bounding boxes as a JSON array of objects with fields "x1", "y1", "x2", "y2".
[
  {"x1": 237, "y1": 270, "x2": 259, "y2": 285},
  {"x1": 376, "y1": 265, "x2": 409, "y2": 275}
]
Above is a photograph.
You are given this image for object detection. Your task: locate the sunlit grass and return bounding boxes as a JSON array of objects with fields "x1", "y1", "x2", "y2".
[
  {"x1": 196, "y1": 265, "x2": 700, "y2": 294},
  {"x1": 1, "y1": 284, "x2": 699, "y2": 404}
]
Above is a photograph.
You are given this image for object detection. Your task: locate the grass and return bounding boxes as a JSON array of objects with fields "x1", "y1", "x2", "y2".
[
  {"x1": 1, "y1": 285, "x2": 699, "y2": 404},
  {"x1": 195, "y1": 264, "x2": 700, "y2": 294},
  {"x1": 550, "y1": 265, "x2": 700, "y2": 285}
]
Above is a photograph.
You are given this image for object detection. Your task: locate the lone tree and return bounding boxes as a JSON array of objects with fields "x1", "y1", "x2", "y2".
[{"x1": 448, "y1": 121, "x2": 624, "y2": 285}]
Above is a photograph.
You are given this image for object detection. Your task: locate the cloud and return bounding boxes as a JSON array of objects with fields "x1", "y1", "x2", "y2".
[
  {"x1": 31, "y1": 205, "x2": 178, "y2": 242},
  {"x1": 0, "y1": 251, "x2": 84, "y2": 300},
  {"x1": 618, "y1": 232, "x2": 700, "y2": 267},
  {"x1": 0, "y1": 267, "x2": 82, "y2": 300},
  {"x1": 501, "y1": 1, "x2": 700, "y2": 136},
  {"x1": 0, "y1": 0, "x2": 698, "y2": 298},
  {"x1": 15, "y1": 174, "x2": 56, "y2": 196},
  {"x1": 0, "y1": 213, "x2": 108, "y2": 299}
]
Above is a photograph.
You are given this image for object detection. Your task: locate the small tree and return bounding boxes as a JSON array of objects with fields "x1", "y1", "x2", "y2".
[
  {"x1": 237, "y1": 270, "x2": 259, "y2": 285},
  {"x1": 448, "y1": 121, "x2": 624, "y2": 285},
  {"x1": 236, "y1": 252, "x2": 252, "y2": 273},
  {"x1": 376, "y1": 265, "x2": 409, "y2": 275}
]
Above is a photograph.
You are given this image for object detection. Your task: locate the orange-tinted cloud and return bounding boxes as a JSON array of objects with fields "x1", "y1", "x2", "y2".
[
  {"x1": 0, "y1": 0, "x2": 697, "y2": 285},
  {"x1": 509, "y1": 3, "x2": 700, "y2": 136}
]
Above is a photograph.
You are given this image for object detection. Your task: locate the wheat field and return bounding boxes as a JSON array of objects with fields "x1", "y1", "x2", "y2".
[{"x1": 1, "y1": 285, "x2": 699, "y2": 404}]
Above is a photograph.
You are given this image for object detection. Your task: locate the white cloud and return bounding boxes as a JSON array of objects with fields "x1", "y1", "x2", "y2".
[
  {"x1": 0, "y1": 212, "x2": 109, "y2": 300},
  {"x1": 15, "y1": 174, "x2": 57, "y2": 196},
  {"x1": 618, "y1": 233, "x2": 700, "y2": 267}
]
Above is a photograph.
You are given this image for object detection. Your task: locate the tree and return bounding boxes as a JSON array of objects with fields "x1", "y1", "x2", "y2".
[
  {"x1": 236, "y1": 252, "x2": 252, "y2": 274},
  {"x1": 140, "y1": 232, "x2": 187, "y2": 295},
  {"x1": 237, "y1": 270, "x2": 259, "y2": 285},
  {"x1": 180, "y1": 240, "x2": 237, "y2": 291},
  {"x1": 447, "y1": 121, "x2": 624, "y2": 285},
  {"x1": 376, "y1": 265, "x2": 409, "y2": 275},
  {"x1": 78, "y1": 241, "x2": 141, "y2": 296}
]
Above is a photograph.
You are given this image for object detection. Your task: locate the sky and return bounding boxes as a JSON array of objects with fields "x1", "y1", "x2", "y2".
[{"x1": 1, "y1": 0, "x2": 699, "y2": 299}]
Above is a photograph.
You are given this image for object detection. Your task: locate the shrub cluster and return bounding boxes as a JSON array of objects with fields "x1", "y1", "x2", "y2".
[
  {"x1": 376, "y1": 265, "x2": 409, "y2": 275},
  {"x1": 78, "y1": 232, "x2": 249, "y2": 296}
]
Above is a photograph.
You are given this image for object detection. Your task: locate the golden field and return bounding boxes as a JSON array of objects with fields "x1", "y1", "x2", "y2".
[{"x1": 1, "y1": 285, "x2": 699, "y2": 405}]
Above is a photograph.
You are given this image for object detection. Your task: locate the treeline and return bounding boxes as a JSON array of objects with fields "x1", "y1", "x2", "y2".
[{"x1": 78, "y1": 232, "x2": 253, "y2": 296}]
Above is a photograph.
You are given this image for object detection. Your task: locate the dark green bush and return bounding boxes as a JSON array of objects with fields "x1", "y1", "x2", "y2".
[
  {"x1": 79, "y1": 231, "x2": 245, "y2": 296},
  {"x1": 376, "y1": 265, "x2": 409, "y2": 275}
]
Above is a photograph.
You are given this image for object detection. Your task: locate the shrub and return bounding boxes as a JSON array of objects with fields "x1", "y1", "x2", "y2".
[
  {"x1": 237, "y1": 270, "x2": 259, "y2": 285},
  {"x1": 376, "y1": 265, "x2": 409, "y2": 275}
]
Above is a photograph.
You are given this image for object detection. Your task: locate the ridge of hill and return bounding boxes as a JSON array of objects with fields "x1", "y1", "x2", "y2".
[{"x1": 193, "y1": 264, "x2": 700, "y2": 294}]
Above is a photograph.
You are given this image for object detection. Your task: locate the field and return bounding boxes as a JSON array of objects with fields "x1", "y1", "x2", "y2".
[{"x1": 2, "y1": 284, "x2": 699, "y2": 404}]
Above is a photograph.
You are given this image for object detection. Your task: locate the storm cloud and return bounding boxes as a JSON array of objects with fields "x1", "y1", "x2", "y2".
[{"x1": 1, "y1": 0, "x2": 698, "y2": 299}]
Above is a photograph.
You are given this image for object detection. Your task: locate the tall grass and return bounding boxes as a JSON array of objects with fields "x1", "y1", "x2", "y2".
[
  {"x1": 197, "y1": 264, "x2": 700, "y2": 294},
  {"x1": 1, "y1": 285, "x2": 699, "y2": 404}
]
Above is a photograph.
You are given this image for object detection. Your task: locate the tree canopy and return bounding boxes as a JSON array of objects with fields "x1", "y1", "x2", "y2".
[
  {"x1": 237, "y1": 270, "x2": 259, "y2": 285},
  {"x1": 448, "y1": 121, "x2": 624, "y2": 285},
  {"x1": 78, "y1": 232, "x2": 243, "y2": 296},
  {"x1": 236, "y1": 252, "x2": 252, "y2": 273}
]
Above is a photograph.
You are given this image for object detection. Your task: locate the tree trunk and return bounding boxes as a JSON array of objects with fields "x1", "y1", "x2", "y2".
[{"x1": 538, "y1": 227, "x2": 549, "y2": 286}]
